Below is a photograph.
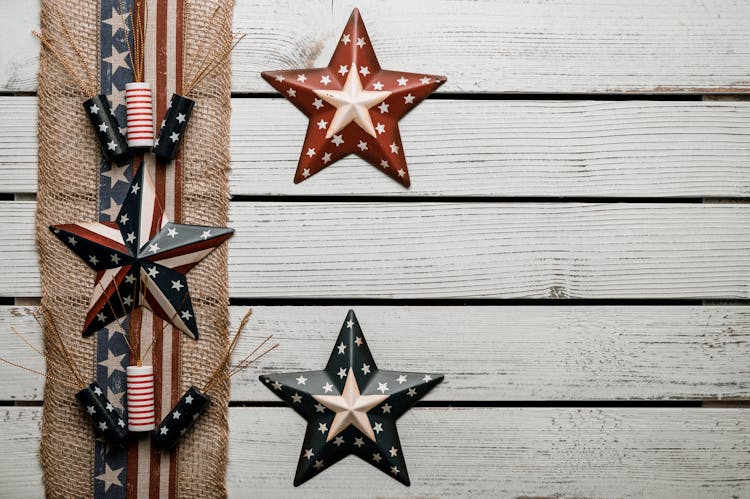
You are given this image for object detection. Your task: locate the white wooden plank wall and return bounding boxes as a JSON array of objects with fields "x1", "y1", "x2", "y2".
[{"x1": 0, "y1": 0, "x2": 748, "y2": 497}]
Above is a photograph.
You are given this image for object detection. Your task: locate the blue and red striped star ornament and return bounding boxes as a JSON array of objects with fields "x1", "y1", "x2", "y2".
[
  {"x1": 261, "y1": 8, "x2": 446, "y2": 187},
  {"x1": 49, "y1": 163, "x2": 234, "y2": 339},
  {"x1": 260, "y1": 310, "x2": 444, "y2": 486}
]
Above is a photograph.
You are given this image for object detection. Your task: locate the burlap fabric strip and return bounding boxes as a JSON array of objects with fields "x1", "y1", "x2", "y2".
[{"x1": 36, "y1": 1, "x2": 234, "y2": 497}]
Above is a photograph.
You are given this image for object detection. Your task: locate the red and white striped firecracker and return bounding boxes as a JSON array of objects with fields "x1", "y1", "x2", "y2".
[
  {"x1": 125, "y1": 82, "x2": 154, "y2": 147},
  {"x1": 126, "y1": 364, "x2": 156, "y2": 431}
]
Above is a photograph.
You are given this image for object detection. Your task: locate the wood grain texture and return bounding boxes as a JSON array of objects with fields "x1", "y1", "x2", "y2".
[
  {"x1": 2, "y1": 201, "x2": 749, "y2": 298},
  {"x1": 2, "y1": 305, "x2": 749, "y2": 402},
  {"x1": 5, "y1": 97, "x2": 750, "y2": 197},
  {"x1": 4, "y1": 0, "x2": 750, "y2": 93},
  {"x1": 2, "y1": 407, "x2": 749, "y2": 498}
]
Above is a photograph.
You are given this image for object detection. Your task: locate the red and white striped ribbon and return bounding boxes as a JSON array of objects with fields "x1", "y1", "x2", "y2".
[
  {"x1": 125, "y1": 82, "x2": 155, "y2": 147},
  {"x1": 126, "y1": 364, "x2": 155, "y2": 431}
]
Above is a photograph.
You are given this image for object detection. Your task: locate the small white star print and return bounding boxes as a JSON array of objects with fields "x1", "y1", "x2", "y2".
[
  {"x1": 397, "y1": 76, "x2": 408, "y2": 86},
  {"x1": 322, "y1": 152, "x2": 332, "y2": 164},
  {"x1": 117, "y1": 419, "x2": 125, "y2": 428},
  {"x1": 397, "y1": 374, "x2": 407, "y2": 384},
  {"x1": 148, "y1": 242, "x2": 160, "y2": 253},
  {"x1": 99, "y1": 122, "x2": 109, "y2": 133},
  {"x1": 90, "y1": 104, "x2": 100, "y2": 114},
  {"x1": 185, "y1": 394, "x2": 194, "y2": 404},
  {"x1": 322, "y1": 382, "x2": 334, "y2": 393},
  {"x1": 106, "y1": 402, "x2": 114, "y2": 412},
  {"x1": 107, "y1": 140, "x2": 117, "y2": 151},
  {"x1": 302, "y1": 168, "x2": 311, "y2": 178},
  {"x1": 317, "y1": 118, "x2": 328, "y2": 129},
  {"x1": 398, "y1": 169, "x2": 406, "y2": 178},
  {"x1": 407, "y1": 388, "x2": 418, "y2": 397},
  {"x1": 274, "y1": 74, "x2": 284, "y2": 82},
  {"x1": 173, "y1": 410, "x2": 181, "y2": 420},
  {"x1": 176, "y1": 113, "x2": 186, "y2": 123},
  {"x1": 167, "y1": 227, "x2": 178, "y2": 238},
  {"x1": 147, "y1": 266, "x2": 158, "y2": 278},
  {"x1": 169, "y1": 131, "x2": 180, "y2": 142},
  {"x1": 347, "y1": 319, "x2": 354, "y2": 329},
  {"x1": 420, "y1": 77, "x2": 432, "y2": 84},
  {"x1": 341, "y1": 34, "x2": 351, "y2": 45},
  {"x1": 389, "y1": 446, "x2": 398, "y2": 457},
  {"x1": 372, "y1": 81, "x2": 384, "y2": 90},
  {"x1": 338, "y1": 65, "x2": 349, "y2": 76},
  {"x1": 181, "y1": 309, "x2": 192, "y2": 321},
  {"x1": 361, "y1": 363, "x2": 371, "y2": 375},
  {"x1": 359, "y1": 66, "x2": 370, "y2": 76},
  {"x1": 390, "y1": 142, "x2": 400, "y2": 154},
  {"x1": 171, "y1": 280, "x2": 184, "y2": 291},
  {"x1": 331, "y1": 134, "x2": 344, "y2": 146},
  {"x1": 337, "y1": 367, "x2": 347, "y2": 379},
  {"x1": 318, "y1": 422, "x2": 328, "y2": 434},
  {"x1": 160, "y1": 426, "x2": 168, "y2": 435},
  {"x1": 98, "y1": 422, "x2": 108, "y2": 431},
  {"x1": 67, "y1": 236, "x2": 77, "y2": 246},
  {"x1": 382, "y1": 403, "x2": 392, "y2": 414},
  {"x1": 200, "y1": 230, "x2": 212, "y2": 240},
  {"x1": 375, "y1": 123, "x2": 385, "y2": 134},
  {"x1": 338, "y1": 342, "x2": 349, "y2": 355},
  {"x1": 297, "y1": 74, "x2": 307, "y2": 82},
  {"x1": 131, "y1": 183, "x2": 140, "y2": 194},
  {"x1": 291, "y1": 393, "x2": 302, "y2": 404},
  {"x1": 304, "y1": 448, "x2": 314, "y2": 459},
  {"x1": 119, "y1": 213, "x2": 129, "y2": 224},
  {"x1": 111, "y1": 254, "x2": 120, "y2": 264},
  {"x1": 391, "y1": 466, "x2": 399, "y2": 475},
  {"x1": 376, "y1": 382, "x2": 389, "y2": 394},
  {"x1": 272, "y1": 381, "x2": 283, "y2": 390},
  {"x1": 306, "y1": 147, "x2": 316, "y2": 157},
  {"x1": 126, "y1": 232, "x2": 136, "y2": 244},
  {"x1": 97, "y1": 312, "x2": 107, "y2": 322},
  {"x1": 287, "y1": 88, "x2": 296, "y2": 97},
  {"x1": 372, "y1": 453, "x2": 382, "y2": 463},
  {"x1": 314, "y1": 403, "x2": 325, "y2": 413},
  {"x1": 88, "y1": 255, "x2": 99, "y2": 265},
  {"x1": 93, "y1": 386, "x2": 103, "y2": 396},
  {"x1": 313, "y1": 98, "x2": 324, "y2": 109},
  {"x1": 423, "y1": 375, "x2": 433, "y2": 383},
  {"x1": 87, "y1": 405, "x2": 96, "y2": 415},
  {"x1": 124, "y1": 274, "x2": 135, "y2": 284},
  {"x1": 314, "y1": 460, "x2": 325, "y2": 470},
  {"x1": 333, "y1": 436, "x2": 345, "y2": 446},
  {"x1": 320, "y1": 75, "x2": 331, "y2": 85},
  {"x1": 296, "y1": 375, "x2": 308, "y2": 385},
  {"x1": 122, "y1": 295, "x2": 133, "y2": 306},
  {"x1": 357, "y1": 140, "x2": 368, "y2": 151},
  {"x1": 355, "y1": 336, "x2": 364, "y2": 346},
  {"x1": 404, "y1": 93, "x2": 415, "y2": 104},
  {"x1": 378, "y1": 102, "x2": 389, "y2": 114},
  {"x1": 356, "y1": 37, "x2": 366, "y2": 48},
  {"x1": 354, "y1": 437, "x2": 364, "y2": 448}
]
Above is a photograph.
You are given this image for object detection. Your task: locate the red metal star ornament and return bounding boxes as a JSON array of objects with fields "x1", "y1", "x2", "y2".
[{"x1": 261, "y1": 8, "x2": 446, "y2": 187}]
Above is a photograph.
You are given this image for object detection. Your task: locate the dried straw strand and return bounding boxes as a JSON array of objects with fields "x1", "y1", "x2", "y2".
[
  {"x1": 0, "y1": 357, "x2": 82, "y2": 391},
  {"x1": 33, "y1": 31, "x2": 93, "y2": 96},
  {"x1": 202, "y1": 309, "x2": 253, "y2": 393}
]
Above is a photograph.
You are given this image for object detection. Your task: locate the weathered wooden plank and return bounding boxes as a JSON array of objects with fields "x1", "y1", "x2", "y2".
[
  {"x1": 2, "y1": 201, "x2": 749, "y2": 299},
  {"x1": 2, "y1": 305, "x2": 749, "y2": 402},
  {"x1": 2, "y1": 407, "x2": 749, "y2": 497},
  {"x1": 5, "y1": 97, "x2": 750, "y2": 197},
  {"x1": 4, "y1": 0, "x2": 750, "y2": 93}
]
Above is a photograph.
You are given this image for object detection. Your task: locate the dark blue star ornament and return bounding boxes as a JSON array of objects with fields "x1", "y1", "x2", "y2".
[
  {"x1": 49, "y1": 163, "x2": 234, "y2": 339},
  {"x1": 259, "y1": 310, "x2": 443, "y2": 486}
]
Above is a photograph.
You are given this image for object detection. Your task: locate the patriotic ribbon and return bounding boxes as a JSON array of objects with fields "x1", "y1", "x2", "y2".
[{"x1": 96, "y1": 1, "x2": 184, "y2": 497}]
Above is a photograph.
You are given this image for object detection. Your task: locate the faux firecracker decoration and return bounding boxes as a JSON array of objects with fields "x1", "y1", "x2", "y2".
[
  {"x1": 261, "y1": 8, "x2": 446, "y2": 187},
  {"x1": 260, "y1": 310, "x2": 443, "y2": 486},
  {"x1": 49, "y1": 163, "x2": 234, "y2": 339},
  {"x1": 32, "y1": 8, "x2": 129, "y2": 164},
  {"x1": 126, "y1": 364, "x2": 155, "y2": 431},
  {"x1": 153, "y1": 310, "x2": 279, "y2": 450},
  {"x1": 154, "y1": 5, "x2": 246, "y2": 161},
  {"x1": 0, "y1": 309, "x2": 128, "y2": 444},
  {"x1": 124, "y1": 0, "x2": 154, "y2": 147}
]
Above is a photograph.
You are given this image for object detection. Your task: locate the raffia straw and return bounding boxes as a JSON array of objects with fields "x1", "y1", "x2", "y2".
[
  {"x1": 183, "y1": 3, "x2": 222, "y2": 86},
  {"x1": 11, "y1": 326, "x2": 46, "y2": 358},
  {"x1": 32, "y1": 308, "x2": 87, "y2": 388},
  {"x1": 184, "y1": 33, "x2": 246, "y2": 96},
  {"x1": 0, "y1": 357, "x2": 82, "y2": 391},
  {"x1": 202, "y1": 309, "x2": 253, "y2": 393},
  {"x1": 96, "y1": 281, "x2": 137, "y2": 359},
  {"x1": 228, "y1": 342, "x2": 279, "y2": 379},
  {"x1": 124, "y1": 0, "x2": 147, "y2": 82},
  {"x1": 32, "y1": 31, "x2": 93, "y2": 96},
  {"x1": 47, "y1": 2, "x2": 96, "y2": 95}
]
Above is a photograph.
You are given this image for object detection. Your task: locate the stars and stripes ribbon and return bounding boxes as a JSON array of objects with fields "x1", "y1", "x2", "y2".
[{"x1": 95, "y1": 0, "x2": 186, "y2": 497}]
